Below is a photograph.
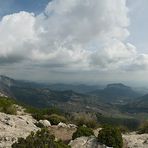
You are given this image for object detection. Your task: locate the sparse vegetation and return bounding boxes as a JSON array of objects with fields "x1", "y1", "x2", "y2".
[
  {"x1": 26, "y1": 106, "x2": 64, "y2": 120},
  {"x1": 26, "y1": 106, "x2": 67, "y2": 125},
  {"x1": 138, "y1": 121, "x2": 148, "y2": 134},
  {"x1": 12, "y1": 128, "x2": 70, "y2": 148},
  {"x1": 72, "y1": 126, "x2": 94, "y2": 140},
  {"x1": 34, "y1": 122, "x2": 45, "y2": 128},
  {"x1": 0, "y1": 97, "x2": 17, "y2": 115},
  {"x1": 97, "y1": 114, "x2": 140, "y2": 131},
  {"x1": 118, "y1": 125, "x2": 129, "y2": 134},
  {"x1": 48, "y1": 114, "x2": 67, "y2": 125},
  {"x1": 98, "y1": 126, "x2": 123, "y2": 148},
  {"x1": 73, "y1": 112, "x2": 97, "y2": 128}
]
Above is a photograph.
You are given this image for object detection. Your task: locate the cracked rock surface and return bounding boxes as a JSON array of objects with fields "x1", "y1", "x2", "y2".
[
  {"x1": 0, "y1": 111, "x2": 39, "y2": 148},
  {"x1": 69, "y1": 136, "x2": 108, "y2": 148}
]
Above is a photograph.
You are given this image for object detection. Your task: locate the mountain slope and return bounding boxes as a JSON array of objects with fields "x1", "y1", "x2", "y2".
[
  {"x1": 10, "y1": 86, "x2": 87, "y2": 107},
  {"x1": 89, "y1": 83, "x2": 141, "y2": 104},
  {"x1": 122, "y1": 94, "x2": 148, "y2": 113},
  {"x1": 0, "y1": 75, "x2": 146, "y2": 116},
  {"x1": 48, "y1": 84, "x2": 102, "y2": 94}
]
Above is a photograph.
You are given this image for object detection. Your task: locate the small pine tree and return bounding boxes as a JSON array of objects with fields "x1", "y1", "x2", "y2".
[
  {"x1": 72, "y1": 126, "x2": 94, "y2": 140},
  {"x1": 98, "y1": 126, "x2": 123, "y2": 148}
]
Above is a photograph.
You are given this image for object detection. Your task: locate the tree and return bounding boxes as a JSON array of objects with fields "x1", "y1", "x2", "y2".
[{"x1": 98, "y1": 126, "x2": 123, "y2": 148}]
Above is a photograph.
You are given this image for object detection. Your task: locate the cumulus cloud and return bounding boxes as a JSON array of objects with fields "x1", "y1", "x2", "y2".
[
  {"x1": 0, "y1": 0, "x2": 148, "y2": 78},
  {"x1": 0, "y1": 11, "x2": 36, "y2": 63}
]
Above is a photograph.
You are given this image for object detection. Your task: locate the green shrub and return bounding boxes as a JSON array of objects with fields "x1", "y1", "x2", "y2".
[
  {"x1": 26, "y1": 106, "x2": 63, "y2": 121},
  {"x1": 26, "y1": 106, "x2": 67, "y2": 125},
  {"x1": 34, "y1": 122, "x2": 45, "y2": 128},
  {"x1": 0, "y1": 97, "x2": 17, "y2": 115},
  {"x1": 75, "y1": 117, "x2": 97, "y2": 128},
  {"x1": 72, "y1": 126, "x2": 94, "y2": 140},
  {"x1": 138, "y1": 121, "x2": 148, "y2": 134},
  {"x1": 118, "y1": 126, "x2": 129, "y2": 134},
  {"x1": 12, "y1": 128, "x2": 70, "y2": 148},
  {"x1": 98, "y1": 126, "x2": 123, "y2": 148},
  {"x1": 48, "y1": 114, "x2": 67, "y2": 125}
]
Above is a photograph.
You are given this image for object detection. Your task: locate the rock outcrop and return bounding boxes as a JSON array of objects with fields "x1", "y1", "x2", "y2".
[
  {"x1": 39, "y1": 120, "x2": 51, "y2": 127},
  {"x1": 123, "y1": 132, "x2": 148, "y2": 148},
  {"x1": 69, "y1": 136, "x2": 109, "y2": 148},
  {"x1": 0, "y1": 112, "x2": 39, "y2": 148}
]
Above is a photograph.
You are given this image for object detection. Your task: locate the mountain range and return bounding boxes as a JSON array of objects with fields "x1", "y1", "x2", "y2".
[
  {"x1": 89, "y1": 83, "x2": 141, "y2": 104},
  {"x1": 0, "y1": 75, "x2": 147, "y2": 114}
]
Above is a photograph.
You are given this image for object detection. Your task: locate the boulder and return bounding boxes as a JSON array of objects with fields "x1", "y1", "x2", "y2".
[
  {"x1": 39, "y1": 120, "x2": 51, "y2": 127},
  {"x1": 67, "y1": 124, "x2": 77, "y2": 128},
  {"x1": 58, "y1": 122, "x2": 67, "y2": 128}
]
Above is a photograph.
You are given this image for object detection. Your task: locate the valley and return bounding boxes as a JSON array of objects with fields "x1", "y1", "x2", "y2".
[{"x1": 0, "y1": 75, "x2": 148, "y2": 127}]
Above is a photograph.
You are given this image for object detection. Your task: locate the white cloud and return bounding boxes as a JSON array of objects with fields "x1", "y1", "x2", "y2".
[
  {"x1": 0, "y1": 11, "x2": 36, "y2": 63},
  {"x1": 0, "y1": 0, "x2": 148, "y2": 80}
]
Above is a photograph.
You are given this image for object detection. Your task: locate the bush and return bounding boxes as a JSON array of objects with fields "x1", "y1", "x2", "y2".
[
  {"x1": 72, "y1": 126, "x2": 94, "y2": 140},
  {"x1": 34, "y1": 122, "x2": 45, "y2": 128},
  {"x1": 73, "y1": 112, "x2": 97, "y2": 128},
  {"x1": 75, "y1": 117, "x2": 97, "y2": 128},
  {"x1": 138, "y1": 121, "x2": 148, "y2": 134},
  {"x1": 12, "y1": 128, "x2": 70, "y2": 148},
  {"x1": 118, "y1": 126, "x2": 129, "y2": 134},
  {"x1": 26, "y1": 106, "x2": 63, "y2": 121},
  {"x1": 98, "y1": 126, "x2": 123, "y2": 148},
  {"x1": 48, "y1": 114, "x2": 67, "y2": 125},
  {"x1": 0, "y1": 97, "x2": 17, "y2": 115}
]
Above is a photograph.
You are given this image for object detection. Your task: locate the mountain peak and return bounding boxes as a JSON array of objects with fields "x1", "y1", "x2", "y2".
[{"x1": 106, "y1": 83, "x2": 131, "y2": 89}]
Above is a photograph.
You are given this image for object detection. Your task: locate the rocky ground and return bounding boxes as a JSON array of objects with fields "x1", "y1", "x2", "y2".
[
  {"x1": 123, "y1": 132, "x2": 148, "y2": 148},
  {"x1": 0, "y1": 108, "x2": 39, "y2": 148},
  {"x1": 69, "y1": 133, "x2": 148, "y2": 148},
  {"x1": 69, "y1": 136, "x2": 107, "y2": 148},
  {"x1": 0, "y1": 106, "x2": 148, "y2": 148},
  {"x1": 48, "y1": 124, "x2": 77, "y2": 143},
  {"x1": 51, "y1": 126, "x2": 148, "y2": 148}
]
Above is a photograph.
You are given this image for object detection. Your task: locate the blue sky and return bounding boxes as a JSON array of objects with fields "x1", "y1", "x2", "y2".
[
  {"x1": 0, "y1": 0, "x2": 148, "y2": 85},
  {"x1": 0, "y1": 0, "x2": 50, "y2": 17}
]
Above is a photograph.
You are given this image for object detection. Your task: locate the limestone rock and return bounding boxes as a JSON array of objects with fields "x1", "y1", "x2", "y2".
[
  {"x1": 123, "y1": 132, "x2": 148, "y2": 148},
  {"x1": 39, "y1": 120, "x2": 51, "y2": 127},
  {"x1": 67, "y1": 124, "x2": 77, "y2": 128},
  {"x1": 58, "y1": 122, "x2": 67, "y2": 128},
  {"x1": 0, "y1": 112, "x2": 39, "y2": 148},
  {"x1": 69, "y1": 136, "x2": 109, "y2": 148}
]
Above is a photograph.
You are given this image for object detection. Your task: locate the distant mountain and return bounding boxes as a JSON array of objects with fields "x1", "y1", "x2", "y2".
[
  {"x1": 121, "y1": 94, "x2": 148, "y2": 113},
  {"x1": 0, "y1": 75, "x2": 146, "y2": 115},
  {"x1": 89, "y1": 83, "x2": 141, "y2": 104},
  {"x1": 47, "y1": 84, "x2": 102, "y2": 94},
  {"x1": 0, "y1": 75, "x2": 118, "y2": 115},
  {"x1": 10, "y1": 86, "x2": 86, "y2": 107}
]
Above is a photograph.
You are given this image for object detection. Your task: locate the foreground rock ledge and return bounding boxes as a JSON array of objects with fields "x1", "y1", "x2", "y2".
[{"x1": 0, "y1": 112, "x2": 39, "y2": 148}]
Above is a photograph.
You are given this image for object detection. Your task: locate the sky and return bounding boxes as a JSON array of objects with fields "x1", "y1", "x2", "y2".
[{"x1": 0, "y1": 0, "x2": 148, "y2": 86}]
